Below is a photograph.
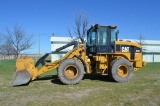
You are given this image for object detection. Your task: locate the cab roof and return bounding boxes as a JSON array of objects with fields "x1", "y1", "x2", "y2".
[{"x1": 91, "y1": 24, "x2": 117, "y2": 29}]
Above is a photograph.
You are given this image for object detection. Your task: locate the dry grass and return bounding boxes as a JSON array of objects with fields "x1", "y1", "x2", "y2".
[{"x1": 0, "y1": 60, "x2": 160, "y2": 106}]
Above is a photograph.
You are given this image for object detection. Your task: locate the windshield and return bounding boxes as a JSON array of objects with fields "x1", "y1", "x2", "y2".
[{"x1": 87, "y1": 29, "x2": 96, "y2": 45}]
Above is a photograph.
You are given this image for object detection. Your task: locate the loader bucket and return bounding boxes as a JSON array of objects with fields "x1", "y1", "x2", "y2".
[{"x1": 10, "y1": 57, "x2": 38, "y2": 86}]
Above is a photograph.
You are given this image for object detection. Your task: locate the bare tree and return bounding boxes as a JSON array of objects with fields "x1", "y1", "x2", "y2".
[
  {"x1": 5, "y1": 25, "x2": 34, "y2": 57},
  {"x1": 1, "y1": 37, "x2": 15, "y2": 56},
  {"x1": 0, "y1": 30, "x2": 15, "y2": 59},
  {"x1": 67, "y1": 10, "x2": 89, "y2": 43},
  {"x1": 136, "y1": 34, "x2": 146, "y2": 46},
  {"x1": 136, "y1": 34, "x2": 146, "y2": 52}
]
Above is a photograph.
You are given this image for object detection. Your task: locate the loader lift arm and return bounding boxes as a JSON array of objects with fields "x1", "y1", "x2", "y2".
[
  {"x1": 34, "y1": 40, "x2": 78, "y2": 67},
  {"x1": 36, "y1": 43, "x2": 88, "y2": 78}
]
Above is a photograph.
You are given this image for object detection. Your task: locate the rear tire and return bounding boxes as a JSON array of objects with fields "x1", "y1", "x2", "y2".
[
  {"x1": 109, "y1": 58, "x2": 133, "y2": 82},
  {"x1": 58, "y1": 58, "x2": 84, "y2": 85}
]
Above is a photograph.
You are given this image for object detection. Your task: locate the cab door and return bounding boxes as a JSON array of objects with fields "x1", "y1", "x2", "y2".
[
  {"x1": 86, "y1": 29, "x2": 97, "y2": 55},
  {"x1": 97, "y1": 28, "x2": 113, "y2": 53}
]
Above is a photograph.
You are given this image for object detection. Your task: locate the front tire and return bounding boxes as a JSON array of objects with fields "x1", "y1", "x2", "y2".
[
  {"x1": 110, "y1": 58, "x2": 133, "y2": 82},
  {"x1": 58, "y1": 58, "x2": 84, "y2": 85}
]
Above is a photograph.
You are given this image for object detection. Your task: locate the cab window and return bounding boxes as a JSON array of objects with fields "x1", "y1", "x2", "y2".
[
  {"x1": 111, "y1": 29, "x2": 115, "y2": 45},
  {"x1": 98, "y1": 28, "x2": 107, "y2": 45},
  {"x1": 87, "y1": 29, "x2": 96, "y2": 45}
]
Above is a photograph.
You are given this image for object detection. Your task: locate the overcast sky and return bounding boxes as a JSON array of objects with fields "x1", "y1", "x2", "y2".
[{"x1": 0, "y1": 0, "x2": 160, "y2": 54}]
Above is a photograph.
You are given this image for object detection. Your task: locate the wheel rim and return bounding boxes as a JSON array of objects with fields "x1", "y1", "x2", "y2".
[
  {"x1": 64, "y1": 65, "x2": 78, "y2": 79},
  {"x1": 117, "y1": 65, "x2": 128, "y2": 78}
]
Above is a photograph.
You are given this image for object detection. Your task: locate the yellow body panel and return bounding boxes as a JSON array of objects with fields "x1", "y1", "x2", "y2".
[{"x1": 115, "y1": 41, "x2": 141, "y2": 48}]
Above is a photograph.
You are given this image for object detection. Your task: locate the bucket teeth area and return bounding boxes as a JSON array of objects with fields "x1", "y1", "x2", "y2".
[{"x1": 10, "y1": 70, "x2": 31, "y2": 86}]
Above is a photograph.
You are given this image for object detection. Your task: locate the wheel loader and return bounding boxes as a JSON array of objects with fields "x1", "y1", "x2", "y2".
[{"x1": 10, "y1": 24, "x2": 146, "y2": 86}]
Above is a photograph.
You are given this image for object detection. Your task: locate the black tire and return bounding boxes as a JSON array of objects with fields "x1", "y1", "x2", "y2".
[
  {"x1": 110, "y1": 58, "x2": 133, "y2": 82},
  {"x1": 58, "y1": 58, "x2": 84, "y2": 85},
  {"x1": 108, "y1": 58, "x2": 119, "y2": 79}
]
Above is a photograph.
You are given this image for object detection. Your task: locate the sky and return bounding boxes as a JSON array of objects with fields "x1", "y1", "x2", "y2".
[{"x1": 0, "y1": 0, "x2": 160, "y2": 54}]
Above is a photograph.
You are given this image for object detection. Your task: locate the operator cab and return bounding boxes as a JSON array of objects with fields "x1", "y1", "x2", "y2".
[{"x1": 86, "y1": 24, "x2": 117, "y2": 55}]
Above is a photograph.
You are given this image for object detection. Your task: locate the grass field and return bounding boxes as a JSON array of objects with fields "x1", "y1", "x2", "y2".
[{"x1": 0, "y1": 60, "x2": 160, "y2": 106}]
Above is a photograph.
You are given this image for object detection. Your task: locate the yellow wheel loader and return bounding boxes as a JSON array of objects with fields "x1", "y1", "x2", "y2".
[{"x1": 10, "y1": 24, "x2": 146, "y2": 86}]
